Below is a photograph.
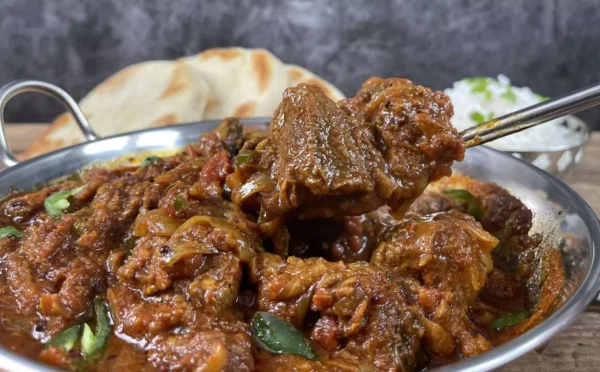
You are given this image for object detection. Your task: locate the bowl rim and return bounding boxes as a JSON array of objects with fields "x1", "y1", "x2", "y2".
[{"x1": 0, "y1": 118, "x2": 598, "y2": 372}]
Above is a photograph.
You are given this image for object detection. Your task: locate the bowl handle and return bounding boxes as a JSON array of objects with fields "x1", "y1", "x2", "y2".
[{"x1": 0, "y1": 80, "x2": 100, "y2": 167}]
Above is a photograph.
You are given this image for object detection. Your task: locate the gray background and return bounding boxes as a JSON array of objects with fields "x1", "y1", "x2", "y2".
[{"x1": 2, "y1": 0, "x2": 600, "y2": 129}]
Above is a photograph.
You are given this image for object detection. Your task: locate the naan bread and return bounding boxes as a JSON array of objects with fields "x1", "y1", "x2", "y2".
[{"x1": 22, "y1": 48, "x2": 345, "y2": 159}]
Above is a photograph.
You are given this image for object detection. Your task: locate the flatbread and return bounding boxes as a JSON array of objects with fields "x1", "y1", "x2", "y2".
[{"x1": 22, "y1": 48, "x2": 345, "y2": 159}]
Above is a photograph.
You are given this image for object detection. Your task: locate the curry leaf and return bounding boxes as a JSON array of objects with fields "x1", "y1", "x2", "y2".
[
  {"x1": 491, "y1": 311, "x2": 527, "y2": 329},
  {"x1": 251, "y1": 312, "x2": 318, "y2": 361},
  {"x1": 44, "y1": 184, "x2": 87, "y2": 220},
  {"x1": 81, "y1": 299, "x2": 111, "y2": 357},
  {"x1": 0, "y1": 226, "x2": 23, "y2": 238},
  {"x1": 45, "y1": 324, "x2": 82, "y2": 352},
  {"x1": 141, "y1": 155, "x2": 162, "y2": 166},
  {"x1": 441, "y1": 189, "x2": 483, "y2": 220}
]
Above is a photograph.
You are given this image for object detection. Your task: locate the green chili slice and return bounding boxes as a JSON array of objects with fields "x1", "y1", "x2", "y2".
[
  {"x1": 141, "y1": 155, "x2": 162, "y2": 166},
  {"x1": 491, "y1": 311, "x2": 527, "y2": 329},
  {"x1": 441, "y1": 189, "x2": 483, "y2": 220},
  {"x1": 81, "y1": 299, "x2": 111, "y2": 357},
  {"x1": 0, "y1": 226, "x2": 23, "y2": 238},
  {"x1": 234, "y1": 150, "x2": 256, "y2": 169}
]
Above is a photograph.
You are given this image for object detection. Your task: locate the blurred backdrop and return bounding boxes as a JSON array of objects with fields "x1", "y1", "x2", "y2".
[{"x1": 1, "y1": 0, "x2": 600, "y2": 128}]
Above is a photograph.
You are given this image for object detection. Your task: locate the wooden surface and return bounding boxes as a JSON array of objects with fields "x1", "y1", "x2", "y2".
[{"x1": 4, "y1": 124, "x2": 600, "y2": 371}]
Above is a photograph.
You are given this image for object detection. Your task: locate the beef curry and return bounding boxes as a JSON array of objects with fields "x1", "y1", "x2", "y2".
[{"x1": 0, "y1": 78, "x2": 564, "y2": 371}]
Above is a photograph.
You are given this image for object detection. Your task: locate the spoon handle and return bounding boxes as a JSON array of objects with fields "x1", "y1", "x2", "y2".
[{"x1": 460, "y1": 83, "x2": 600, "y2": 148}]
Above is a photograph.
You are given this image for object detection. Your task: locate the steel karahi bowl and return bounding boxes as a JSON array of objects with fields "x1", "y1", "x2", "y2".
[{"x1": 0, "y1": 83, "x2": 599, "y2": 372}]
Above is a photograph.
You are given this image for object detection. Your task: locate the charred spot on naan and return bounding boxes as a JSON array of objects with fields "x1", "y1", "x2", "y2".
[
  {"x1": 198, "y1": 48, "x2": 243, "y2": 61},
  {"x1": 159, "y1": 61, "x2": 192, "y2": 99},
  {"x1": 53, "y1": 113, "x2": 72, "y2": 129},
  {"x1": 19, "y1": 113, "x2": 74, "y2": 159},
  {"x1": 204, "y1": 98, "x2": 221, "y2": 118},
  {"x1": 251, "y1": 50, "x2": 273, "y2": 94},
  {"x1": 94, "y1": 64, "x2": 143, "y2": 94},
  {"x1": 306, "y1": 78, "x2": 336, "y2": 101},
  {"x1": 287, "y1": 67, "x2": 304, "y2": 84},
  {"x1": 151, "y1": 114, "x2": 180, "y2": 127},
  {"x1": 233, "y1": 102, "x2": 257, "y2": 117}
]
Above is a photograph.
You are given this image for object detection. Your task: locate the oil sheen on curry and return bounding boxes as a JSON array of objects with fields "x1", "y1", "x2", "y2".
[{"x1": 0, "y1": 78, "x2": 564, "y2": 371}]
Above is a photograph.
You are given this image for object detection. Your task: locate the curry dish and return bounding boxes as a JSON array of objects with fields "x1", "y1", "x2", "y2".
[{"x1": 0, "y1": 78, "x2": 564, "y2": 371}]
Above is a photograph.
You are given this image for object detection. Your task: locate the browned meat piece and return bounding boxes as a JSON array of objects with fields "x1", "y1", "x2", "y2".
[
  {"x1": 284, "y1": 208, "x2": 394, "y2": 263},
  {"x1": 251, "y1": 253, "x2": 425, "y2": 371},
  {"x1": 429, "y1": 174, "x2": 533, "y2": 241},
  {"x1": 372, "y1": 210, "x2": 498, "y2": 358},
  {"x1": 228, "y1": 79, "x2": 464, "y2": 235},
  {"x1": 257, "y1": 354, "x2": 376, "y2": 372},
  {"x1": 420, "y1": 174, "x2": 565, "y2": 319},
  {"x1": 406, "y1": 189, "x2": 458, "y2": 217},
  {"x1": 147, "y1": 331, "x2": 254, "y2": 372},
  {"x1": 187, "y1": 117, "x2": 245, "y2": 158}
]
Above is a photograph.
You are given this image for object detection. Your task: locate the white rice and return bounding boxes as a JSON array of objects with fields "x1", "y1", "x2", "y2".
[{"x1": 445, "y1": 74, "x2": 586, "y2": 151}]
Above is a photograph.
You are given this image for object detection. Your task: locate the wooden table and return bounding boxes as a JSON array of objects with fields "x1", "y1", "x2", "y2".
[{"x1": 4, "y1": 124, "x2": 600, "y2": 371}]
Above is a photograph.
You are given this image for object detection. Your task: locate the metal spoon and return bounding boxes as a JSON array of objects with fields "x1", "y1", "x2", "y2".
[{"x1": 460, "y1": 83, "x2": 600, "y2": 148}]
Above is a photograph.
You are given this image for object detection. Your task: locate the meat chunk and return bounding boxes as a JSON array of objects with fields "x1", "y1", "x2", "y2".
[
  {"x1": 147, "y1": 331, "x2": 254, "y2": 372},
  {"x1": 257, "y1": 354, "x2": 374, "y2": 372},
  {"x1": 428, "y1": 174, "x2": 533, "y2": 241},
  {"x1": 251, "y1": 253, "x2": 425, "y2": 371},
  {"x1": 372, "y1": 210, "x2": 498, "y2": 357},
  {"x1": 228, "y1": 79, "x2": 464, "y2": 234},
  {"x1": 416, "y1": 174, "x2": 565, "y2": 316},
  {"x1": 285, "y1": 208, "x2": 394, "y2": 263}
]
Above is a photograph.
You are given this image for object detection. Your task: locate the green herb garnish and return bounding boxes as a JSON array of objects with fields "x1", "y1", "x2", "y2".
[
  {"x1": 44, "y1": 184, "x2": 87, "y2": 219},
  {"x1": 141, "y1": 155, "x2": 162, "y2": 166},
  {"x1": 466, "y1": 78, "x2": 492, "y2": 100},
  {"x1": 251, "y1": 312, "x2": 318, "y2": 361},
  {"x1": 441, "y1": 189, "x2": 483, "y2": 220},
  {"x1": 0, "y1": 226, "x2": 23, "y2": 238},
  {"x1": 491, "y1": 311, "x2": 527, "y2": 329},
  {"x1": 536, "y1": 94, "x2": 550, "y2": 102},
  {"x1": 501, "y1": 86, "x2": 517, "y2": 103},
  {"x1": 469, "y1": 111, "x2": 486, "y2": 124}
]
